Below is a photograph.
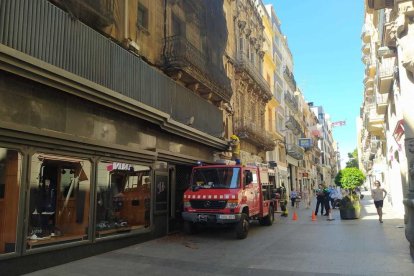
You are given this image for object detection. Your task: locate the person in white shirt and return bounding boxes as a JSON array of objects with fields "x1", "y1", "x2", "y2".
[{"x1": 371, "y1": 181, "x2": 387, "y2": 223}]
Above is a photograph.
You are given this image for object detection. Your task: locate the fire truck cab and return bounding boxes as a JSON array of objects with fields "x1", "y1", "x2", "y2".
[{"x1": 182, "y1": 161, "x2": 276, "y2": 239}]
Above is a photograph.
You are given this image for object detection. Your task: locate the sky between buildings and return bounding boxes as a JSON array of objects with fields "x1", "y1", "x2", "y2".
[{"x1": 269, "y1": 0, "x2": 365, "y2": 166}]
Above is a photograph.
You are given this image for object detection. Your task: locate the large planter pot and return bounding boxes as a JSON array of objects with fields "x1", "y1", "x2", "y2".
[{"x1": 340, "y1": 207, "x2": 360, "y2": 219}]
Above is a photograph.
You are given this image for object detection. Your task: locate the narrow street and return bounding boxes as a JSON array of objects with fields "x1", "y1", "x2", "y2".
[{"x1": 26, "y1": 192, "x2": 413, "y2": 276}]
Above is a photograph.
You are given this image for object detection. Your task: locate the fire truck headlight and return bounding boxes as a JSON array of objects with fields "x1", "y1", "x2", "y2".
[{"x1": 184, "y1": 201, "x2": 191, "y2": 208}]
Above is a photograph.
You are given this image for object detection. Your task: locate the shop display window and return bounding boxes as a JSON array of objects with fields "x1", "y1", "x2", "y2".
[
  {"x1": 95, "y1": 161, "x2": 151, "y2": 238},
  {"x1": 0, "y1": 148, "x2": 21, "y2": 254},
  {"x1": 27, "y1": 154, "x2": 91, "y2": 250}
]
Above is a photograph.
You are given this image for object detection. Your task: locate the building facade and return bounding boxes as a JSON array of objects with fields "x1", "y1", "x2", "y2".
[
  {"x1": 266, "y1": 4, "x2": 289, "y2": 188},
  {"x1": 0, "y1": 0, "x2": 233, "y2": 272},
  {"x1": 360, "y1": 0, "x2": 414, "y2": 259},
  {"x1": 231, "y1": 0, "x2": 275, "y2": 165}
]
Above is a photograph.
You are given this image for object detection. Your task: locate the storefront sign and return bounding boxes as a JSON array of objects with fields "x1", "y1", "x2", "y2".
[
  {"x1": 106, "y1": 162, "x2": 133, "y2": 171},
  {"x1": 298, "y1": 138, "x2": 312, "y2": 149}
]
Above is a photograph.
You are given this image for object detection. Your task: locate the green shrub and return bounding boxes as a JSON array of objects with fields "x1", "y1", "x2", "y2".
[{"x1": 335, "y1": 167, "x2": 365, "y2": 190}]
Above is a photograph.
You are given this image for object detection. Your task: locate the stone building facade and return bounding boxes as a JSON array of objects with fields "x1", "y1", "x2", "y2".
[{"x1": 360, "y1": 0, "x2": 414, "y2": 259}]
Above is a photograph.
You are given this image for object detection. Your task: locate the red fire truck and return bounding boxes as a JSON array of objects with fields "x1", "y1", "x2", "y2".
[{"x1": 182, "y1": 161, "x2": 276, "y2": 239}]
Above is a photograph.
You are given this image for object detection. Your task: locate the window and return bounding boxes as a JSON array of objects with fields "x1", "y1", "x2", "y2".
[
  {"x1": 27, "y1": 154, "x2": 91, "y2": 250},
  {"x1": 95, "y1": 161, "x2": 151, "y2": 238},
  {"x1": 137, "y1": 4, "x2": 149, "y2": 30},
  {"x1": 192, "y1": 168, "x2": 240, "y2": 189},
  {"x1": 0, "y1": 148, "x2": 21, "y2": 254}
]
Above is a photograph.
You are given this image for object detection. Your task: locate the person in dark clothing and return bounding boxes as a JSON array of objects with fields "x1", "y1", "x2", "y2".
[{"x1": 314, "y1": 184, "x2": 325, "y2": 216}]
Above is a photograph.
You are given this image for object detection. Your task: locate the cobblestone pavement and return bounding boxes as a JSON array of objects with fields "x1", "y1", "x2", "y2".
[{"x1": 26, "y1": 192, "x2": 414, "y2": 276}]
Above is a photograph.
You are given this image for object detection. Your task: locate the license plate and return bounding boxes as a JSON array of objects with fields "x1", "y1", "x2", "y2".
[
  {"x1": 219, "y1": 214, "x2": 235, "y2": 220},
  {"x1": 198, "y1": 214, "x2": 208, "y2": 221}
]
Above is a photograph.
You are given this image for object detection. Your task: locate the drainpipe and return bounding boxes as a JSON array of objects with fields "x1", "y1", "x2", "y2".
[
  {"x1": 397, "y1": 1, "x2": 414, "y2": 260},
  {"x1": 124, "y1": 0, "x2": 129, "y2": 41}
]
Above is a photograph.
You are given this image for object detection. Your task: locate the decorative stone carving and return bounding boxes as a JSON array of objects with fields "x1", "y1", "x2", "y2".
[
  {"x1": 238, "y1": 20, "x2": 246, "y2": 31},
  {"x1": 245, "y1": 28, "x2": 251, "y2": 37},
  {"x1": 250, "y1": 36, "x2": 257, "y2": 44},
  {"x1": 258, "y1": 50, "x2": 265, "y2": 59}
]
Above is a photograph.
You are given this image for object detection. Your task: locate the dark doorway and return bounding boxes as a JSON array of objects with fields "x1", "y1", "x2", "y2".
[{"x1": 167, "y1": 164, "x2": 192, "y2": 233}]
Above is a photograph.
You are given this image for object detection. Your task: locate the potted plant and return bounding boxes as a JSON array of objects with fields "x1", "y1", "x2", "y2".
[{"x1": 334, "y1": 167, "x2": 365, "y2": 219}]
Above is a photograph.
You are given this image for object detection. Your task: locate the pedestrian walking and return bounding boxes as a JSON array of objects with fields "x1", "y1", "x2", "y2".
[
  {"x1": 314, "y1": 184, "x2": 325, "y2": 216},
  {"x1": 371, "y1": 181, "x2": 387, "y2": 223},
  {"x1": 290, "y1": 188, "x2": 297, "y2": 207},
  {"x1": 329, "y1": 186, "x2": 338, "y2": 209}
]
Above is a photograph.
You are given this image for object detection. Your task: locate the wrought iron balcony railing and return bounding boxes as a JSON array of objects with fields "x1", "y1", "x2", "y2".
[
  {"x1": 234, "y1": 117, "x2": 276, "y2": 151},
  {"x1": 163, "y1": 35, "x2": 232, "y2": 102},
  {"x1": 53, "y1": 0, "x2": 115, "y2": 28},
  {"x1": 284, "y1": 92, "x2": 298, "y2": 111},
  {"x1": 285, "y1": 116, "x2": 302, "y2": 136},
  {"x1": 283, "y1": 66, "x2": 296, "y2": 91},
  {"x1": 235, "y1": 53, "x2": 272, "y2": 99},
  {"x1": 286, "y1": 143, "x2": 304, "y2": 160}
]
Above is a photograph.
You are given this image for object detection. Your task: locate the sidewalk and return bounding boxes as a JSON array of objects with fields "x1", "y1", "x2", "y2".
[
  {"x1": 24, "y1": 191, "x2": 413, "y2": 276},
  {"x1": 280, "y1": 190, "x2": 404, "y2": 224}
]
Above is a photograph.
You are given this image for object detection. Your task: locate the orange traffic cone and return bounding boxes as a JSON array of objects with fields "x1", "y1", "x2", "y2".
[
  {"x1": 292, "y1": 211, "x2": 298, "y2": 221},
  {"x1": 312, "y1": 212, "x2": 317, "y2": 221}
]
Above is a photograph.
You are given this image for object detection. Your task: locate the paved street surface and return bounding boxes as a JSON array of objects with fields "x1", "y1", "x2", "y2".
[{"x1": 26, "y1": 192, "x2": 414, "y2": 276}]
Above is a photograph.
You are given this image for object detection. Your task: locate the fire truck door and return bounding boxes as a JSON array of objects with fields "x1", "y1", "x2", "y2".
[{"x1": 251, "y1": 170, "x2": 260, "y2": 214}]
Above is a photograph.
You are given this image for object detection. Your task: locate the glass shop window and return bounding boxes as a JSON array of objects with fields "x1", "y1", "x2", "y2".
[
  {"x1": 0, "y1": 148, "x2": 21, "y2": 255},
  {"x1": 27, "y1": 154, "x2": 91, "y2": 250},
  {"x1": 95, "y1": 161, "x2": 151, "y2": 238}
]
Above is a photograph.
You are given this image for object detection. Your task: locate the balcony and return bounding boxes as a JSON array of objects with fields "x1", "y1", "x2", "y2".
[
  {"x1": 234, "y1": 118, "x2": 276, "y2": 151},
  {"x1": 283, "y1": 66, "x2": 297, "y2": 91},
  {"x1": 163, "y1": 35, "x2": 232, "y2": 102},
  {"x1": 364, "y1": 76, "x2": 374, "y2": 88},
  {"x1": 384, "y1": 23, "x2": 397, "y2": 47},
  {"x1": 366, "y1": 106, "x2": 385, "y2": 133},
  {"x1": 52, "y1": 0, "x2": 115, "y2": 29},
  {"x1": 376, "y1": 93, "x2": 388, "y2": 114},
  {"x1": 370, "y1": 138, "x2": 380, "y2": 154},
  {"x1": 362, "y1": 43, "x2": 371, "y2": 55},
  {"x1": 286, "y1": 143, "x2": 304, "y2": 160},
  {"x1": 284, "y1": 92, "x2": 298, "y2": 111},
  {"x1": 377, "y1": 57, "x2": 396, "y2": 94},
  {"x1": 361, "y1": 24, "x2": 373, "y2": 43},
  {"x1": 367, "y1": 0, "x2": 394, "y2": 10},
  {"x1": 235, "y1": 53, "x2": 272, "y2": 100},
  {"x1": 365, "y1": 85, "x2": 374, "y2": 96},
  {"x1": 285, "y1": 116, "x2": 302, "y2": 136},
  {"x1": 361, "y1": 54, "x2": 370, "y2": 64},
  {"x1": 366, "y1": 60, "x2": 377, "y2": 78}
]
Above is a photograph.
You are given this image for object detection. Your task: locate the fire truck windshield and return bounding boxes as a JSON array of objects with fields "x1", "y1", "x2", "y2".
[{"x1": 191, "y1": 167, "x2": 240, "y2": 189}]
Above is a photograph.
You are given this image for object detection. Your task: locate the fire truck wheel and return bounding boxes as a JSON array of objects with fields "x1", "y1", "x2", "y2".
[
  {"x1": 264, "y1": 205, "x2": 275, "y2": 226},
  {"x1": 235, "y1": 213, "x2": 249, "y2": 239},
  {"x1": 183, "y1": 221, "x2": 198, "y2": 235}
]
